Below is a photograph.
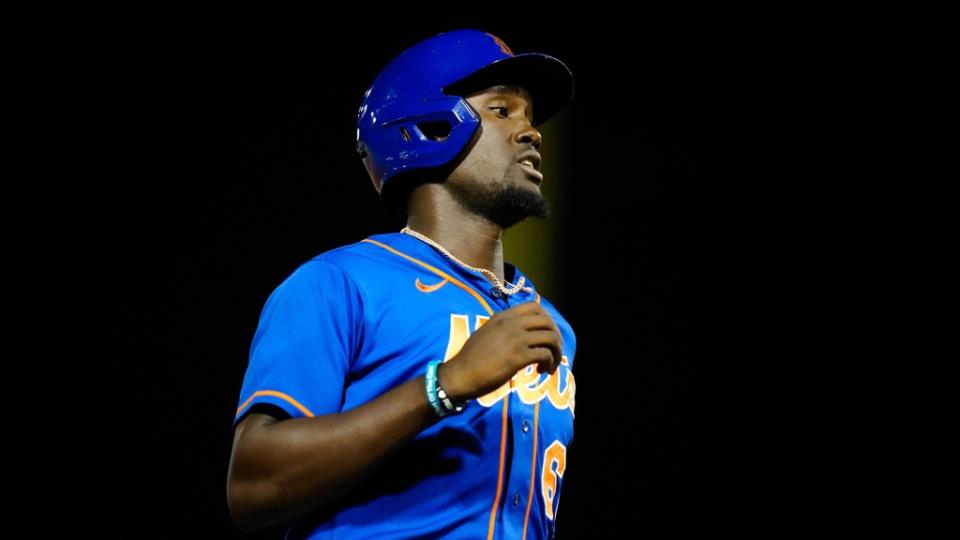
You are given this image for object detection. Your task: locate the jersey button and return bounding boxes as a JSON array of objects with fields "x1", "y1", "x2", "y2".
[
  {"x1": 521, "y1": 418, "x2": 530, "y2": 433},
  {"x1": 490, "y1": 287, "x2": 503, "y2": 299},
  {"x1": 513, "y1": 491, "x2": 521, "y2": 506}
]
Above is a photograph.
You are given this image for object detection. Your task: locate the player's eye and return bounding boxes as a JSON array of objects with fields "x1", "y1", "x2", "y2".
[{"x1": 489, "y1": 106, "x2": 510, "y2": 119}]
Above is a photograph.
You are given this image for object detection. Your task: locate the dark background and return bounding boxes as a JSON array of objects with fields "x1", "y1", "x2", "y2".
[{"x1": 86, "y1": 16, "x2": 828, "y2": 538}]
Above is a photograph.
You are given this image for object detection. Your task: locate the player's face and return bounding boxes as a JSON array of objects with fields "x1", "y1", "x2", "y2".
[{"x1": 444, "y1": 85, "x2": 549, "y2": 229}]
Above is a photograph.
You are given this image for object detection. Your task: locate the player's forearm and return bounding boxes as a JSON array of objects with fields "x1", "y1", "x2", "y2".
[{"x1": 227, "y1": 373, "x2": 442, "y2": 532}]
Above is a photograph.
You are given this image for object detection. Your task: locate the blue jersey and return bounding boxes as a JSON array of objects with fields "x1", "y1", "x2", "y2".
[{"x1": 234, "y1": 230, "x2": 577, "y2": 539}]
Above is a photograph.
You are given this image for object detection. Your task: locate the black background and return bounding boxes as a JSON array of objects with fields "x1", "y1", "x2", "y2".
[{"x1": 84, "y1": 15, "x2": 830, "y2": 538}]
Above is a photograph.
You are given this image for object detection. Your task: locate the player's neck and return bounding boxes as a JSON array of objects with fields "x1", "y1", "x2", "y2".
[{"x1": 405, "y1": 213, "x2": 506, "y2": 283}]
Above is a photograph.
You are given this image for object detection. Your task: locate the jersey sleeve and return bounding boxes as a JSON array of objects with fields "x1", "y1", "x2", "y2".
[{"x1": 233, "y1": 259, "x2": 363, "y2": 428}]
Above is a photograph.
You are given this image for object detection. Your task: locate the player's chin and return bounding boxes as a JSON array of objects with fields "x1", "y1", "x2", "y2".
[{"x1": 499, "y1": 182, "x2": 551, "y2": 221}]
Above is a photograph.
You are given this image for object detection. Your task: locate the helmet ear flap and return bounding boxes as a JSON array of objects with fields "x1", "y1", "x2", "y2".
[
  {"x1": 379, "y1": 111, "x2": 484, "y2": 216},
  {"x1": 361, "y1": 96, "x2": 481, "y2": 194},
  {"x1": 414, "y1": 121, "x2": 453, "y2": 142}
]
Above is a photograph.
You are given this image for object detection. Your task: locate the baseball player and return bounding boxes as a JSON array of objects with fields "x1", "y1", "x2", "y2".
[{"x1": 227, "y1": 29, "x2": 577, "y2": 539}]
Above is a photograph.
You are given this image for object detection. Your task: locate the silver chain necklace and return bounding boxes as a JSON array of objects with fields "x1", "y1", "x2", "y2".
[{"x1": 400, "y1": 226, "x2": 533, "y2": 296}]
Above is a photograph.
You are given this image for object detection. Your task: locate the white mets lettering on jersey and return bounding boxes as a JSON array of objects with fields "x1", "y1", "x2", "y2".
[{"x1": 441, "y1": 313, "x2": 576, "y2": 415}]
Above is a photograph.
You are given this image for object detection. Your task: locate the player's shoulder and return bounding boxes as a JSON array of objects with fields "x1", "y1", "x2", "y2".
[
  {"x1": 305, "y1": 231, "x2": 405, "y2": 271},
  {"x1": 267, "y1": 234, "x2": 392, "y2": 296},
  {"x1": 281, "y1": 231, "x2": 415, "y2": 290}
]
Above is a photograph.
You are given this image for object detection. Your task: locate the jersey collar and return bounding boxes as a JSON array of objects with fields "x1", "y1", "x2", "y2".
[{"x1": 388, "y1": 230, "x2": 537, "y2": 301}]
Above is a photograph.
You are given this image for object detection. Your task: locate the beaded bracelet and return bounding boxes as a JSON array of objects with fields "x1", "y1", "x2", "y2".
[{"x1": 425, "y1": 360, "x2": 466, "y2": 417}]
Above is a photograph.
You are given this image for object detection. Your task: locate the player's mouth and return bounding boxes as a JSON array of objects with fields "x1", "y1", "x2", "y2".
[{"x1": 516, "y1": 151, "x2": 543, "y2": 185}]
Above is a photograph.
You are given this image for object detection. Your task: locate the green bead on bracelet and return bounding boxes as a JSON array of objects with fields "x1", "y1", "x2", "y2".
[{"x1": 425, "y1": 360, "x2": 466, "y2": 417}]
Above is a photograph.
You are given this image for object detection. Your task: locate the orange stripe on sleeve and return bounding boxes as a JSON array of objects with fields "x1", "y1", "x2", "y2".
[{"x1": 235, "y1": 390, "x2": 315, "y2": 419}]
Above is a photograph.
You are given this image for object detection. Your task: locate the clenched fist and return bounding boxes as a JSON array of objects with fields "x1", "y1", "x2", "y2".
[{"x1": 437, "y1": 301, "x2": 563, "y2": 402}]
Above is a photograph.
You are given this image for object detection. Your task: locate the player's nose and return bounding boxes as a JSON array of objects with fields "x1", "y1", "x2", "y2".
[{"x1": 514, "y1": 123, "x2": 541, "y2": 150}]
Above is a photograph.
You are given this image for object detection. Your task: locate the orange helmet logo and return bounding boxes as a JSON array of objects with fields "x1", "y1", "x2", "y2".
[{"x1": 486, "y1": 33, "x2": 514, "y2": 56}]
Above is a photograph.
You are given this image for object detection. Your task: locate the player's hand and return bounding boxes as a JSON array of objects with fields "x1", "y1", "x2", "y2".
[{"x1": 438, "y1": 301, "x2": 563, "y2": 401}]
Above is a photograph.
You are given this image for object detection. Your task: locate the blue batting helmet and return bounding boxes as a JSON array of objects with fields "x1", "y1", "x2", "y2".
[{"x1": 355, "y1": 29, "x2": 574, "y2": 209}]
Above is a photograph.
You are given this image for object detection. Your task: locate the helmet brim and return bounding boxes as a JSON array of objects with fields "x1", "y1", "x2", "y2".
[{"x1": 443, "y1": 53, "x2": 574, "y2": 127}]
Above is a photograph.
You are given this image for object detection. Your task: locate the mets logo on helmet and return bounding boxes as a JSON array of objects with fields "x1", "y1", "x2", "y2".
[{"x1": 486, "y1": 33, "x2": 514, "y2": 56}]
